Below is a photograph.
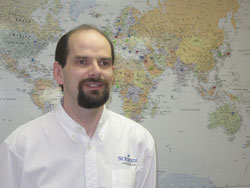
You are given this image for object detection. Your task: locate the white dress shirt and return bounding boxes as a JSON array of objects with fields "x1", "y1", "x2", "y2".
[{"x1": 0, "y1": 102, "x2": 156, "y2": 188}]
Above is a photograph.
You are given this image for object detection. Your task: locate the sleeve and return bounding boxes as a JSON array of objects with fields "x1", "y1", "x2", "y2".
[
  {"x1": 135, "y1": 137, "x2": 157, "y2": 188},
  {"x1": 0, "y1": 140, "x2": 24, "y2": 188}
]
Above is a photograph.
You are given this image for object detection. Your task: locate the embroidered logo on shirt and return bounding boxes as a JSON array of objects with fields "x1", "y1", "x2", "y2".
[{"x1": 118, "y1": 155, "x2": 137, "y2": 166}]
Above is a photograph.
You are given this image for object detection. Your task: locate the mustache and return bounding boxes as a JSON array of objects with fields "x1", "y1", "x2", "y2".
[{"x1": 78, "y1": 78, "x2": 108, "y2": 87}]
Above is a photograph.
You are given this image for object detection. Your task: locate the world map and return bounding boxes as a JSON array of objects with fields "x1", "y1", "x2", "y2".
[{"x1": 0, "y1": 0, "x2": 250, "y2": 187}]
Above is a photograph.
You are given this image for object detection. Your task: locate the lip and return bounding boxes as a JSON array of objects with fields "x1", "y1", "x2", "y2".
[{"x1": 84, "y1": 82, "x2": 103, "y2": 90}]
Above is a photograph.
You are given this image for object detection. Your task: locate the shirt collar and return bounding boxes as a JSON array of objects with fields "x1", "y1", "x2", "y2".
[{"x1": 53, "y1": 99, "x2": 109, "y2": 143}]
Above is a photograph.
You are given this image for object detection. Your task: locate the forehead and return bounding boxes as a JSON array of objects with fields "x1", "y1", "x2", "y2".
[{"x1": 68, "y1": 30, "x2": 112, "y2": 55}]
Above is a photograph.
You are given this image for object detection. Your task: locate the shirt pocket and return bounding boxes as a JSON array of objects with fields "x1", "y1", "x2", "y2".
[{"x1": 112, "y1": 168, "x2": 135, "y2": 188}]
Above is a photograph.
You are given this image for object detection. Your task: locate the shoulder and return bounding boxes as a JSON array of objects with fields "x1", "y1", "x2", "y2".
[
  {"x1": 107, "y1": 110, "x2": 155, "y2": 149},
  {"x1": 9, "y1": 111, "x2": 54, "y2": 139},
  {"x1": 107, "y1": 110, "x2": 148, "y2": 131},
  {"x1": 2, "y1": 111, "x2": 54, "y2": 155}
]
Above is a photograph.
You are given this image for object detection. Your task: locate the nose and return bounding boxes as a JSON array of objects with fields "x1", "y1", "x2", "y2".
[{"x1": 88, "y1": 60, "x2": 101, "y2": 78}]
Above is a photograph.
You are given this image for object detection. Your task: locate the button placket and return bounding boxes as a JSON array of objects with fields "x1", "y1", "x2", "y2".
[{"x1": 84, "y1": 140, "x2": 98, "y2": 187}]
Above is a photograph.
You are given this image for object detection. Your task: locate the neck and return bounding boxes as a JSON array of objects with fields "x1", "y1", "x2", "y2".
[{"x1": 63, "y1": 98, "x2": 104, "y2": 138}]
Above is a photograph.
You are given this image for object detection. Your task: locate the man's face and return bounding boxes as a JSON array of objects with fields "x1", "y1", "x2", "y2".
[{"x1": 54, "y1": 30, "x2": 115, "y2": 109}]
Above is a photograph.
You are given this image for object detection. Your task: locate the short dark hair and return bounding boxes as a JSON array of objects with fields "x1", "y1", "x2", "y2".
[{"x1": 55, "y1": 24, "x2": 115, "y2": 68}]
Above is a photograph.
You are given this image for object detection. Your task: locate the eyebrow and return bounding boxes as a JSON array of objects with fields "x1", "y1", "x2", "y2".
[
  {"x1": 99, "y1": 57, "x2": 112, "y2": 61},
  {"x1": 73, "y1": 56, "x2": 88, "y2": 60},
  {"x1": 73, "y1": 56, "x2": 112, "y2": 61}
]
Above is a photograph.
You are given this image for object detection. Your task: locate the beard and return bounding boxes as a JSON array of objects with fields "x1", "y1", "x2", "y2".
[{"x1": 77, "y1": 78, "x2": 110, "y2": 109}]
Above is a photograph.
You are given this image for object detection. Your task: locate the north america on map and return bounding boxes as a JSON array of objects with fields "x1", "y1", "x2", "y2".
[{"x1": 0, "y1": 0, "x2": 250, "y2": 187}]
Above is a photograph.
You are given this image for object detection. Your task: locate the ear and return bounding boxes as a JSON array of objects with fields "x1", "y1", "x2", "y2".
[{"x1": 53, "y1": 61, "x2": 64, "y2": 85}]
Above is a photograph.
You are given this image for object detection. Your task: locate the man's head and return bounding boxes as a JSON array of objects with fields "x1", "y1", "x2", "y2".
[
  {"x1": 55, "y1": 24, "x2": 115, "y2": 69},
  {"x1": 53, "y1": 24, "x2": 115, "y2": 109}
]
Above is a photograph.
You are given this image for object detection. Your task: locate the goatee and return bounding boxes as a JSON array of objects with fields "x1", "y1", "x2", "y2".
[{"x1": 77, "y1": 78, "x2": 110, "y2": 109}]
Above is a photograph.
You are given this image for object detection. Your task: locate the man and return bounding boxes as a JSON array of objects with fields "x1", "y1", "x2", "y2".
[{"x1": 0, "y1": 24, "x2": 156, "y2": 188}]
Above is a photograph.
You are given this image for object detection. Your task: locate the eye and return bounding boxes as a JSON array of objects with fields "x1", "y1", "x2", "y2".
[
  {"x1": 99, "y1": 60, "x2": 112, "y2": 67},
  {"x1": 77, "y1": 59, "x2": 87, "y2": 65}
]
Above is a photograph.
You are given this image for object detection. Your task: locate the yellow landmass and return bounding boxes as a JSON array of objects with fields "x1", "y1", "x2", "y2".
[
  {"x1": 133, "y1": 69, "x2": 148, "y2": 87},
  {"x1": 1, "y1": 53, "x2": 31, "y2": 78},
  {"x1": 197, "y1": 86, "x2": 217, "y2": 100},
  {"x1": 1, "y1": 54, "x2": 18, "y2": 73},
  {"x1": 127, "y1": 36, "x2": 151, "y2": 49},
  {"x1": 114, "y1": 56, "x2": 153, "y2": 120},
  {"x1": 34, "y1": 79, "x2": 53, "y2": 91},
  {"x1": 129, "y1": 0, "x2": 239, "y2": 72},
  {"x1": 32, "y1": 79, "x2": 53, "y2": 109},
  {"x1": 226, "y1": 92, "x2": 238, "y2": 101},
  {"x1": 31, "y1": 79, "x2": 62, "y2": 111},
  {"x1": 144, "y1": 56, "x2": 164, "y2": 78},
  {"x1": 115, "y1": 7, "x2": 141, "y2": 30},
  {"x1": 209, "y1": 104, "x2": 241, "y2": 137},
  {"x1": 207, "y1": 87, "x2": 216, "y2": 97},
  {"x1": 115, "y1": 0, "x2": 239, "y2": 118},
  {"x1": 176, "y1": 35, "x2": 217, "y2": 72},
  {"x1": 115, "y1": 56, "x2": 152, "y2": 87},
  {"x1": 121, "y1": 86, "x2": 150, "y2": 120},
  {"x1": 131, "y1": 0, "x2": 239, "y2": 38}
]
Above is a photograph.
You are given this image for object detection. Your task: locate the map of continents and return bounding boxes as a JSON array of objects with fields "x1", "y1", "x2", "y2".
[{"x1": 0, "y1": 0, "x2": 250, "y2": 187}]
